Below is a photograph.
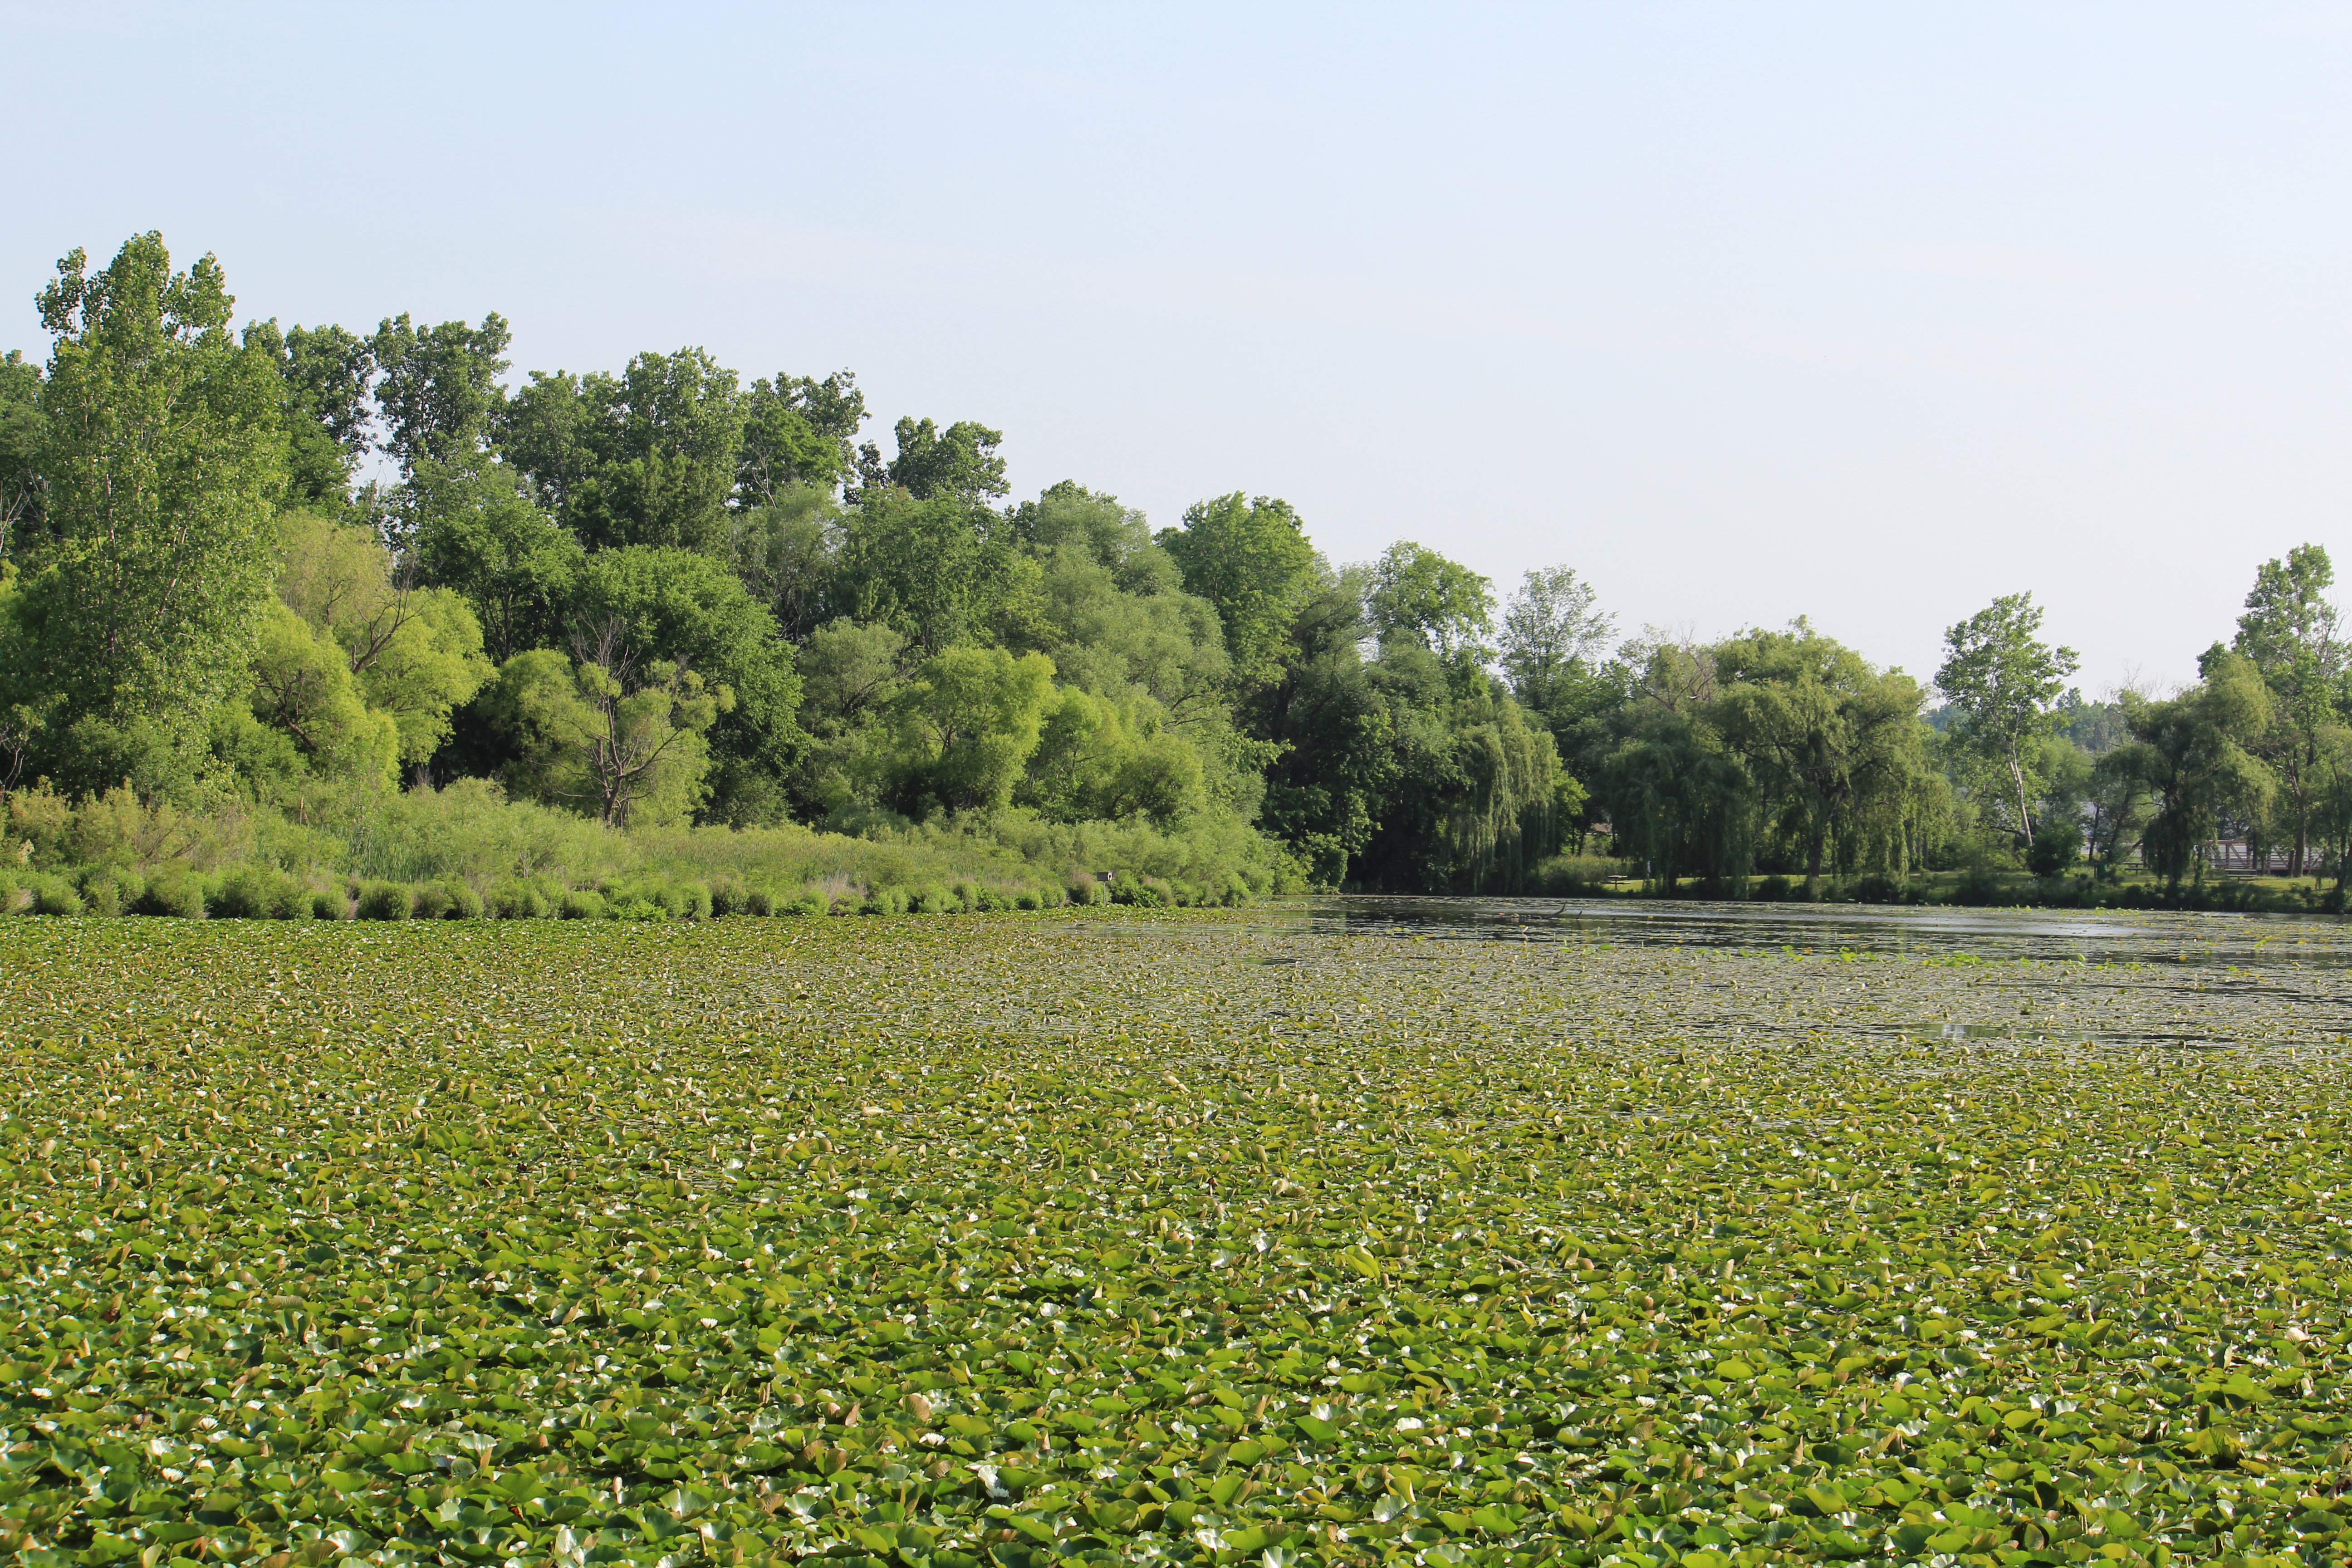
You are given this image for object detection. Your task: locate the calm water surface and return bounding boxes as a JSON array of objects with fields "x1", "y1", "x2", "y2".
[{"x1": 1231, "y1": 895, "x2": 2352, "y2": 970}]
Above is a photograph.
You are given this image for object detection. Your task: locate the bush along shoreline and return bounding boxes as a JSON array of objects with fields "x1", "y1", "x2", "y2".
[{"x1": 0, "y1": 861, "x2": 1238, "y2": 921}]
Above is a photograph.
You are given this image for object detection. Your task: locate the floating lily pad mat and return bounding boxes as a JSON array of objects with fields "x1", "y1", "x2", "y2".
[{"x1": 1, "y1": 909, "x2": 2348, "y2": 1567}]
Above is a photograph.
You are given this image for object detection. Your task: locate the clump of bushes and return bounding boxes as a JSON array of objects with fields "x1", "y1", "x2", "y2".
[{"x1": 2, "y1": 853, "x2": 1223, "y2": 923}]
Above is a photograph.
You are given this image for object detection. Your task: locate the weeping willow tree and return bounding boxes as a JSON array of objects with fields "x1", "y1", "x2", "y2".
[{"x1": 1347, "y1": 649, "x2": 1566, "y2": 892}]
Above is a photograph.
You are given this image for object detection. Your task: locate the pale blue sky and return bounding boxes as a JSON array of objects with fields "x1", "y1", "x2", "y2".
[{"x1": 4, "y1": 2, "x2": 2346, "y2": 691}]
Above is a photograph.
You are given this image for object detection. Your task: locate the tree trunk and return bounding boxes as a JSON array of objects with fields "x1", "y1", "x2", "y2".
[{"x1": 2009, "y1": 745, "x2": 2035, "y2": 846}]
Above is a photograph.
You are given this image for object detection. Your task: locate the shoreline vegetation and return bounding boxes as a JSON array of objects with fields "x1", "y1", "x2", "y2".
[{"x1": 7, "y1": 232, "x2": 2352, "y2": 916}]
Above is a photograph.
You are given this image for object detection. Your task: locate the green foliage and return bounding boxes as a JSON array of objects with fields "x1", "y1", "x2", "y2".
[
  {"x1": 862, "y1": 414, "x2": 1009, "y2": 503},
  {"x1": 1160, "y1": 492, "x2": 1319, "y2": 686},
  {"x1": 502, "y1": 348, "x2": 746, "y2": 551},
  {"x1": 566, "y1": 545, "x2": 802, "y2": 824},
  {"x1": 369, "y1": 311, "x2": 511, "y2": 472},
  {"x1": 18, "y1": 233, "x2": 288, "y2": 789},
  {"x1": 2025, "y1": 817, "x2": 2083, "y2": 877},
  {"x1": 2108, "y1": 651, "x2": 2275, "y2": 891},
  {"x1": 737, "y1": 369, "x2": 864, "y2": 504},
  {"x1": 1366, "y1": 539, "x2": 1494, "y2": 658},
  {"x1": 1936, "y1": 593, "x2": 2080, "y2": 846},
  {"x1": 407, "y1": 453, "x2": 584, "y2": 662},
  {"x1": 3, "y1": 912, "x2": 2349, "y2": 1559},
  {"x1": 485, "y1": 644, "x2": 730, "y2": 829},
  {"x1": 884, "y1": 646, "x2": 1059, "y2": 816}
]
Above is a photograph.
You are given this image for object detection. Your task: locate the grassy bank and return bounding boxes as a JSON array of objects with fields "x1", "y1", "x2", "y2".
[{"x1": 0, "y1": 778, "x2": 1292, "y2": 920}]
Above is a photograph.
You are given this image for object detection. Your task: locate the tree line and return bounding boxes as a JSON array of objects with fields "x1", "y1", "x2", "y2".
[{"x1": 0, "y1": 234, "x2": 2342, "y2": 898}]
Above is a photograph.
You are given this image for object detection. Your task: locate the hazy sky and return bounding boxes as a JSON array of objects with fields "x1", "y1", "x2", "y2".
[{"x1": 4, "y1": 2, "x2": 2345, "y2": 692}]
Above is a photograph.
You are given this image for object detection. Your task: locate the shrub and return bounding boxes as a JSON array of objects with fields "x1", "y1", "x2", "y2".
[
  {"x1": 442, "y1": 880, "x2": 485, "y2": 919},
  {"x1": 26, "y1": 874, "x2": 84, "y2": 916},
  {"x1": 780, "y1": 891, "x2": 825, "y2": 917},
  {"x1": 269, "y1": 877, "x2": 314, "y2": 919},
  {"x1": 356, "y1": 881, "x2": 415, "y2": 921},
  {"x1": 1014, "y1": 888, "x2": 1043, "y2": 911},
  {"x1": 2026, "y1": 819, "x2": 2083, "y2": 878},
  {"x1": 1849, "y1": 873, "x2": 1907, "y2": 906},
  {"x1": 678, "y1": 881, "x2": 713, "y2": 920},
  {"x1": 861, "y1": 887, "x2": 908, "y2": 916},
  {"x1": 412, "y1": 882, "x2": 454, "y2": 920},
  {"x1": 0, "y1": 869, "x2": 17, "y2": 914},
  {"x1": 136, "y1": 869, "x2": 209, "y2": 920},
  {"x1": 1749, "y1": 875, "x2": 1793, "y2": 902},
  {"x1": 560, "y1": 889, "x2": 608, "y2": 921},
  {"x1": 79, "y1": 867, "x2": 143, "y2": 917},
  {"x1": 1067, "y1": 875, "x2": 1107, "y2": 907},
  {"x1": 743, "y1": 886, "x2": 774, "y2": 916},
  {"x1": 709, "y1": 875, "x2": 749, "y2": 917},
  {"x1": 312, "y1": 888, "x2": 350, "y2": 920},
  {"x1": 210, "y1": 865, "x2": 287, "y2": 920},
  {"x1": 489, "y1": 880, "x2": 550, "y2": 919}
]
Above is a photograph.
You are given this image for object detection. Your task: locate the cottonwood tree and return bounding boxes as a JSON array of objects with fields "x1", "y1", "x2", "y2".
[
  {"x1": 1158, "y1": 493, "x2": 1319, "y2": 688},
  {"x1": 2230, "y1": 544, "x2": 2342, "y2": 876},
  {"x1": 1365, "y1": 541, "x2": 1493, "y2": 657},
  {"x1": 21, "y1": 233, "x2": 287, "y2": 789},
  {"x1": 1935, "y1": 593, "x2": 2078, "y2": 846},
  {"x1": 1499, "y1": 566, "x2": 1615, "y2": 714}
]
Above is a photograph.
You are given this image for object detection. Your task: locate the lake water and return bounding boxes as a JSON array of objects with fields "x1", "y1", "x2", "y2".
[{"x1": 1241, "y1": 894, "x2": 2352, "y2": 970}]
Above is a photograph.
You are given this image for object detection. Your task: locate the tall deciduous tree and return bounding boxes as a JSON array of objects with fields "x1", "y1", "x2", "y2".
[
  {"x1": 21, "y1": 233, "x2": 287, "y2": 785},
  {"x1": 1935, "y1": 593, "x2": 2078, "y2": 846},
  {"x1": 1365, "y1": 541, "x2": 1493, "y2": 657},
  {"x1": 1499, "y1": 566, "x2": 1615, "y2": 713},
  {"x1": 1159, "y1": 493, "x2": 1319, "y2": 688},
  {"x1": 500, "y1": 349, "x2": 745, "y2": 551},
  {"x1": 2230, "y1": 544, "x2": 2342, "y2": 876},
  {"x1": 370, "y1": 312, "x2": 510, "y2": 473}
]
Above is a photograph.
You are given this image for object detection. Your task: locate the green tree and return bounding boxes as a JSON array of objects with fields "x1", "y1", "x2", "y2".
[
  {"x1": 1020, "y1": 686, "x2": 1207, "y2": 825},
  {"x1": 370, "y1": 312, "x2": 510, "y2": 472},
  {"x1": 2108, "y1": 652, "x2": 2275, "y2": 892},
  {"x1": 1499, "y1": 566, "x2": 1615, "y2": 713},
  {"x1": 237, "y1": 598, "x2": 402, "y2": 788},
  {"x1": 1348, "y1": 643, "x2": 1563, "y2": 893},
  {"x1": 882, "y1": 645, "x2": 1058, "y2": 815},
  {"x1": 738, "y1": 369, "x2": 865, "y2": 505},
  {"x1": 858, "y1": 416, "x2": 1007, "y2": 504},
  {"x1": 2230, "y1": 544, "x2": 2342, "y2": 875},
  {"x1": 408, "y1": 455, "x2": 585, "y2": 662},
  {"x1": 721, "y1": 485, "x2": 838, "y2": 644},
  {"x1": 0, "y1": 350, "x2": 47, "y2": 564},
  {"x1": 274, "y1": 512, "x2": 493, "y2": 775},
  {"x1": 787, "y1": 617, "x2": 912, "y2": 818},
  {"x1": 243, "y1": 320, "x2": 375, "y2": 510},
  {"x1": 486, "y1": 632, "x2": 730, "y2": 828},
  {"x1": 1159, "y1": 493, "x2": 1319, "y2": 688},
  {"x1": 1935, "y1": 592, "x2": 2078, "y2": 847},
  {"x1": 20, "y1": 233, "x2": 287, "y2": 789},
  {"x1": 1709, "y1": 622, "x2": 1926, "y2": 899},
  {"x1": 833, "y1": 490, "x2": 1044, "y2": 654},
  {"x1": 501, "y1": 349, "x2": 746, "y2": 551},
  {"x1": 565, "y1": 546, "x2": 804, "y2": 823},
  {"x1": 1366, "y1": 541, "x2": 1494, "y2": 657}
]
